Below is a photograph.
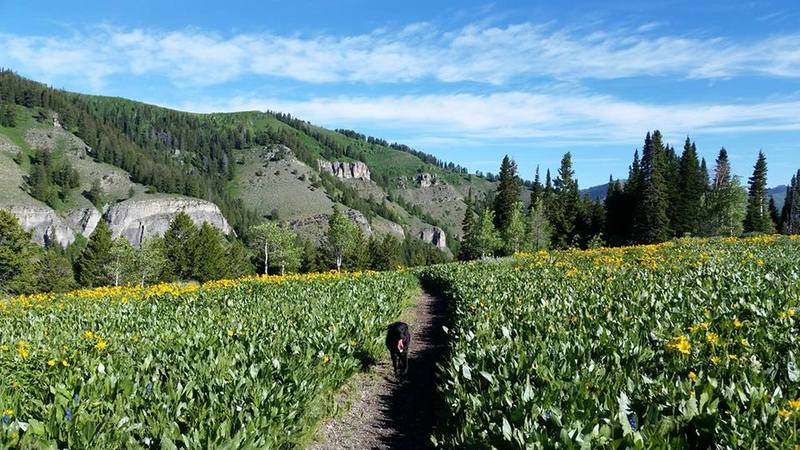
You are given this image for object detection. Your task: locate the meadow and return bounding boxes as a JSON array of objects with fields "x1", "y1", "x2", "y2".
[
  {"x1": 422, "y1": 235, "x2": 800, "y2": 448},
  {"x1": 0, "y1": 271, "x2": 416, "y2": 448}
]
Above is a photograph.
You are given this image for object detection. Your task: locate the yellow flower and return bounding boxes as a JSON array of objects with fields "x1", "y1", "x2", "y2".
[
  {"x1": 740, "y1": 338, "x2": 749, "y2": 348},
  {"x1": 47, "y1": 359, "x2": 57, "y2": 367},
  {"x1": 788, "y1": 399, "x2": 800, "y2": 409},
  {"x1": 2, "y1": 409, "x2": 13, "y2": 417},
  {"x1": 321, "y1": 355, "x2": 331, "y2": 364},
  {"x1": 83, "y1": 330, "x2": 94, "y2": 339},
  {"x1": 0, "y1": 344, "x2": 8, "y2": 352},
  {"x1": 227, "y1": 329, "x2": 234, "y2": 337},
  {"x1": 733, "y1": 318, "x2": 743, "y2": 328},
  {"x1": 61, "y1": 359, "x2": 69, "y2": 367},
  {"x1": 778, "y1": 409, "x2": 792, "y2": 418},
  {"x1": 688, "y1": 371, "x2": 698, "y2": 381},
  {"x1": 710, "y1": 356, "x2": 721, "y2": 364},
  {"x1": 706, "y1": 332, "x2": 719, "y2": 345},
  {"x1": 788, "y1": 309, "x2": 796, "y2": 318},
  {"x1": 728, "y1": 354, "x2": 738, "y2": 361},
  {"x1": 667, "y1": 335, "x2": 691, "y2": 355},
  {"x1": 94, "y1": 340, "x2": 107, "y2": 351}
]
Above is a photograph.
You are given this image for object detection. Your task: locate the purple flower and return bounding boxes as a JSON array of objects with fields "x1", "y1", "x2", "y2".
[
  {"x1": 628, "y1": 414, "x2": 637, "y2": 432},
  {"x1": 2, "y1": 414, "x2": 10, "y2": 424},
  {"x1": 72, "y1": 392, "x2": 80, "y2": 404},
  {"x1": 145, "y1": 382, "x2": 153, "y2": 396},
  {"x1": 64, "y1": 407, "x2": 72, "y2": 422}
]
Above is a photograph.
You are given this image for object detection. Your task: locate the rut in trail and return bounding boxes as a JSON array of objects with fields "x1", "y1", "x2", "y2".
[{"x1": 309, "y1": 290, "x2": 448, "y2": 450}]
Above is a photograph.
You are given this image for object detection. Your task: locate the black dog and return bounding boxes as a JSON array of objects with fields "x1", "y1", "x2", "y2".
[{"x1": 386, "y1": 321, "x2": 411, "y2": 378}]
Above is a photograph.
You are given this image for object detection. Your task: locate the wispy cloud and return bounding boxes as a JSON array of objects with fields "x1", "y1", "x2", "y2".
[
  {"x1": 2, "y1": 21, "x2": 800, "y2": 88},
  {"x1": 173, "y1": 92, "x2": 800, "y2": 146}
]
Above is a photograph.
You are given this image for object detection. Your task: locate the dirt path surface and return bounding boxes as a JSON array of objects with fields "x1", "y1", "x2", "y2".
[{"x1": 309, "y1": 290, "x2": 447, "y2": 450}]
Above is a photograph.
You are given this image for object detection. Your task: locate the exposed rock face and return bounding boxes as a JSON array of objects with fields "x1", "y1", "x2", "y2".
[
  {"x1": 0, "y1": 135, "x2": 19, "y2": 156},
  {"x1": 384, "y1": 221, "x2": 405, "y2": 238},
  {"x1": 24, "y1": 128, "x2": 90, "y2": 156},
  {"x1": 104, "y1": 197, "x2": 233, "y2": 246},
  {"x1": 5, "y1": 205, "x2": 77, "y2": 247},
  {"x1": 415, "y1": 173, "x2": 437, "y2": 188},
  {"x1": 419, "y1": 226, "x2": 447, "y2": 249},
  {"x1": 317, "y1": 160, "x2": 371, "y2": 180},
  {"x1": 63, "y1": 206, "x2": 102, "y2": 238}
]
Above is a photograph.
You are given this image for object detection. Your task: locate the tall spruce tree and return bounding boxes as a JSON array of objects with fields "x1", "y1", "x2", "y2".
[
  {"x1": 702, "y1": 148, "x2": 746, "y2": 237},
  {"x1": 162, "y1": 212, "x2": 198, "y2": 280},
  {"x1": 769, "y1": 198, "x2": 781, "y2": 232},
  {"x1": 674, "y1": 138, "x2": 704, "y2": 237},
  {"x1": 634, "y1": 131, "x2": 671, "y2": 244},
  {"x1": 530, "y1": 165, "x2": 543, "y2": 208},
  {"x1": 0, "y1": 210, "x2": 38, "y2": 294},
  {"x1": 76, "y1": 219, "x2": 114, "y2": 287},
  {"x1": 493, "y1": 155, "x2": 522, "y2": 233},
  {"x1": 192, "y1": 222, "x2": 228, "y2": 281},
  {"x1": 550, "y1": 152, "x2": 581, "y2": 248},
  {"x1": 459, "y1": 192, "x2": 478, "y2": 260},
  {"x1": 604, "y1": 177, "x2": 627, "y2": 246},
  {"x1": 744, "y1": 151, "x2": 774, "y2": 234},
  {"x1": 782, "y1": 170, "x2": 800, "y2": 234}
]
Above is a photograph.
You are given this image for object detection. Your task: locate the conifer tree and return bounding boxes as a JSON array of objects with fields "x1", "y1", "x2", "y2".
[
  {"x1": 604, "y1": 177, "x2": 627, "y2": 246},
  {"x1": 674, "y1": 138, "x2": 704, "y2": 236},
  {"x1": 225, "y1": 239, "x2": 255, "y2": 279},
  {"x1": 0, "y1": 210, "x2": 38, "y2": 294},
  {"x1": 781, "y1": 170, "x2": 800, "y2": 234},
  {"x1": 459, "y1": 197, "x2": 478, "y2": 260},
  {"x1": 744, "y1": 151, "x2": 774, "y2": 234},
  {"x1": 634, "y1": 131, "x2": 671, "y2": 243},
  {"x1": 76, "y1": 219, "x2": 114, "y2": 287},
  {"x1": 769, "y1": 197, "x2": 781, "y2": 231},
  {"x1": 162, "y1": 212, "x2": 198, "y2": 280},
  {"x1": 702, "y1": 149, "x2": 746, "y2": 237},
  {"x1": 37, "y1": 245, "x2": 75, "y2": 293},
  {"x1": 530, "y1": 166, "x2": 543, "y2": 208},
  {"x1": 550, "y1": 152, "x2": 581, "y2": 248},
  {"x1": 493, "y1": 155, "x2": 522, "y2": 233},
  {"x1": 191, "y1": 222, "x2": 228, "y2": 281}
]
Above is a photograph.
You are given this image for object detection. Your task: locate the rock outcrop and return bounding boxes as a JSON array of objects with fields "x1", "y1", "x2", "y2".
[
  {"x1": 415, "y1": 173, "x2": 437, "y2": 188},
  {"x1": 6, "y1": 205, "x2": 77, "y2": 246},
  {"x1": 63, "y1": 206, "x2": 102, "y2": 238},
  {"x1": 317, "y1": 160, "x2": 371, "y2": 180},
  {"x1": 419, "y1": 226, "x2": 447, "y2": 249},
  {"x1": 104, "y1": 197, "x2": 233, "y2": 246},
  {"x1": 289, "y1": 209, "x2": 373, "y2": 236}
]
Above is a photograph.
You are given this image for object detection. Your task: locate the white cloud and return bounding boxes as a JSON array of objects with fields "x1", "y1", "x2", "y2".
[
  {"x1": 173, "y1": 92, "x2": 800, "y2": 146},
  {"x1": 2, "y1": 21, "x2": 800, "y2": 88}
]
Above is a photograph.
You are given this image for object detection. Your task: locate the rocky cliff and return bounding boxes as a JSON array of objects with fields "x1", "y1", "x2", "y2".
[
  {"x1": 104, "y1": 197, "x2": 233, "y2": 245},
  {"x1": 419, "y1": 226, "x2": 447, "y2": 249},
  {"x1": 5, "y1": 205, "x2": 77, "y2": 246},
  {"x1": 317, "y1": 160, "x2": 371, "y2": 180}
]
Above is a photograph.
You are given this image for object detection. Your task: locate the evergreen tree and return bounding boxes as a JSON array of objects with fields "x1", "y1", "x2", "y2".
[
  {"x1": 634, "y1": 131, "x2": 671, "y2": 244},
  {"x1": 781, "y1": 170, "x2": 800, "y2": 235},
  {"x1": 700, "y1": 157, "x2": 710, "y2": 188},
  {"x1": 343, "y1": 227, "x2": 370, "y2": 270},
  {"x1": 191, "y1": 222, "x2": 228, "y2": 282},
  {"x1": 85, "y1": 179, "x2": 107, "y2": 209},
  {"x1": 76, "y1": 220, "x2": 114, "y2": 287},
  {"x1": 502, "y1": 201, "x2": 526, "y2": 254},
  {"x1": 370, "y1": 234, "x2": 403, "y2": 271},
  {"x1": 459, "y1": 192, "x2": 478, "y2": 260},
  {"x1": 225, "y1": 239, "x2": 255, "y2": 279},
  {"x1": 768, "y1": 197, "x2": 781, "y2": 231},
  {"x1": 0, "y1": 103, "x2": 15, "y2": 127},
  {"x1": 0, "y1": 210, "x2": 38, "y2": 294},
  {"x1": 493, "y1": 155, "x2": 522, "y2": 233},
  {"x1": 550, "y1": 152, "x2": 581, "y2": 248},
  {"x1": 744, "y1": 151, "x2": 774, "y2": 234},
  {"x1": 544, "y1": 169, "x2": 554, "y2": 203},
  {"x1": 162, "y1": 212, "x2": 198, "y2": 280},
  {"x1": 526, "y1": 197, "x2": 551, "y2": 251},
  {"x1": 37, "y1": 245, "x2": 76, "y2": 293},
  {"x1": 674, "y1": 138, "x2": 704, "y2": 237},
  {"x1": 713, "y1": 148, "x2": 731, "y2": 188},
  {"x1": 530, "y1": 165, "x2": 543, "y2": 208},
  {"x1": 604, "y1": 178, "x2": 627, "y2": 246},
  {"x1": 300, "y1": 239, "x2": 327, "y2": 273}
]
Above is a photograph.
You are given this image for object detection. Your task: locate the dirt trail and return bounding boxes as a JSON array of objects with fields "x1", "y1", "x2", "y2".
[{"x1": 309, "y1": 290, "x2": 448, "y2": 450}]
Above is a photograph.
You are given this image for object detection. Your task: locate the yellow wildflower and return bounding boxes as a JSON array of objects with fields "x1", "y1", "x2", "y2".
[
  {"x1": 728, "y1": 354, "x2": 738, "y2": 361},
  {"x1": 227, "y1": 329, "x2": 235, "y2": 337},
  {"x1": 3, "y1": 409, "x2": 13, "y2": 417},
  {"x1": 688, "y1": 371, "x2": 698, "y2": 381},
  {"x1": 94, "y1": 340, "x2": 107, "y2": 351},
  {"x1": 47, "y1": 359, "x2": 57, "y2": 367},
  {"x1": 322, "y1": 355, "x2": 331, "y2": 364},
  {"x1": 83, "y1": 330, "x2": 94, "y2": 339},
  {"x1": 789, "y1": 399, "x2": 800, "y2": 409},
  {"x1": 706, "y1": 332, "x2": 719, "y2": 345},
  {"x1": 667, "y1": 335, "x2": 691, "y2": 355},
  {"x1": 789, "y1": 309, "x2": 796, "y2": 317},
  {"x1": 733, "y1": 318, "x2": 743, "y2": 328},
  {"x1": 710, "y1": 356, "x2": 721, "y2": 364},
  {"x1": 778, "y1": 409, "x2": 792, "y2": 418},
  {"x1": 740, "y1": 338, "x2": 749, "y2": 348},
  {"x1": 61, "y1": 359, "x2": 69, "y2": 367}
]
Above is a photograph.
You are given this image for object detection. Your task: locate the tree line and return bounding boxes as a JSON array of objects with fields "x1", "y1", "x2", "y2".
[
  {"x1": 0, "y1": 207, "x2": 446, "y2": 295},
  {"x1": 460, "y1": 131, "x2": 800, "y2": 259}
]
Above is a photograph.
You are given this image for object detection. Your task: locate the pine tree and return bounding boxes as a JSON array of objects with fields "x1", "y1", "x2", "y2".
[
  {"x1": 674, "y1": 138, "x2": 704, "y2": 237},
  {"x1": 782, "y1": 170, "x2": 800, "y2": 235},
  {"x1": 0, "y1": 210, "x2": 38, "y2": 294},
  {"x1": 76, "y1": 220, "x2": 114, "y2": 287},
  {"x1": 768, "y1": 197, "x2": 781, "y2": 231},
  {"x1": 634, "y1": 131, "x2": 672, "y2": 243},
  {"x1": 530, "y1": 165, "x2": 543, "y2": 208},
  {"x1": 162, "y1": 212, "x2": 198, "y2": 280},
  {"x1": 191, "y1": 222, "x2": 228, "y2": 282},
  {"x1": 550, "y1": 152, "x2": 581, "y2": 248},
  {"x1": 37, "y1": 246, "x2": 76, "y2": 293},
  {"x1": 225, "y1": 239, "x2": 255, "y2": 279},
  {"x1": 744, "y1": 151, "x2": 774, "y2": 234},
  {"x1": 459, "y1": 198, "x2": 478, "y2": 260},
  {"x1": 0, "y1": 103, "x2": 16, "y2": 127},
  {"x1": 493, "y1": 155, "x2": 522, "y2": 233},
  {"x1": 604, "y1": 177, "x2": 627, "y2": 246}
]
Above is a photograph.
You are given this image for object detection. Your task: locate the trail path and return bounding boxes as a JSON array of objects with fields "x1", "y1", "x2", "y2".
[{"x1": 309, "y1": 290, "x2": 447, "y2": 450}]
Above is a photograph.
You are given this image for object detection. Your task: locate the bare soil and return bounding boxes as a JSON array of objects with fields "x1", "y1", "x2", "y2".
[{"x1": 309, "y1": 290, "x2": 447, "y2": 450}]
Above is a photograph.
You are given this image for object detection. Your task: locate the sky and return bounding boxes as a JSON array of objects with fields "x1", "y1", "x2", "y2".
[{"x1": 1, "y1": 0, "x2": 799, "y2": 187}]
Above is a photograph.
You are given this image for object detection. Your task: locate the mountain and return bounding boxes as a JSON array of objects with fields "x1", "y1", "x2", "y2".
[
  {"x1": 768, "y1": 185, "x2": 788, "y2": 209},
  {"x1": 580, "y1": 182, "x2": 788, "y2": 207},
  {"x1": 0, "y1": 70, "x2": 496, "y2": 253}
]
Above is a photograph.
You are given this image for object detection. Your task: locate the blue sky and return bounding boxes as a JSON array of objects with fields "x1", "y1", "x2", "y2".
[{"x1": 2, "y1": 0, "x2": 799, "y2": 187}]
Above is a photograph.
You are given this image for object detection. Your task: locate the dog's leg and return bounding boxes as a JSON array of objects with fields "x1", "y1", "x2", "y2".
[
  {"x1": 391, "y1": 353, "x2": 398, "y2": 377},
  {"x1": 401, "y1": 352, "x2": 409, "y2": 376}
]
